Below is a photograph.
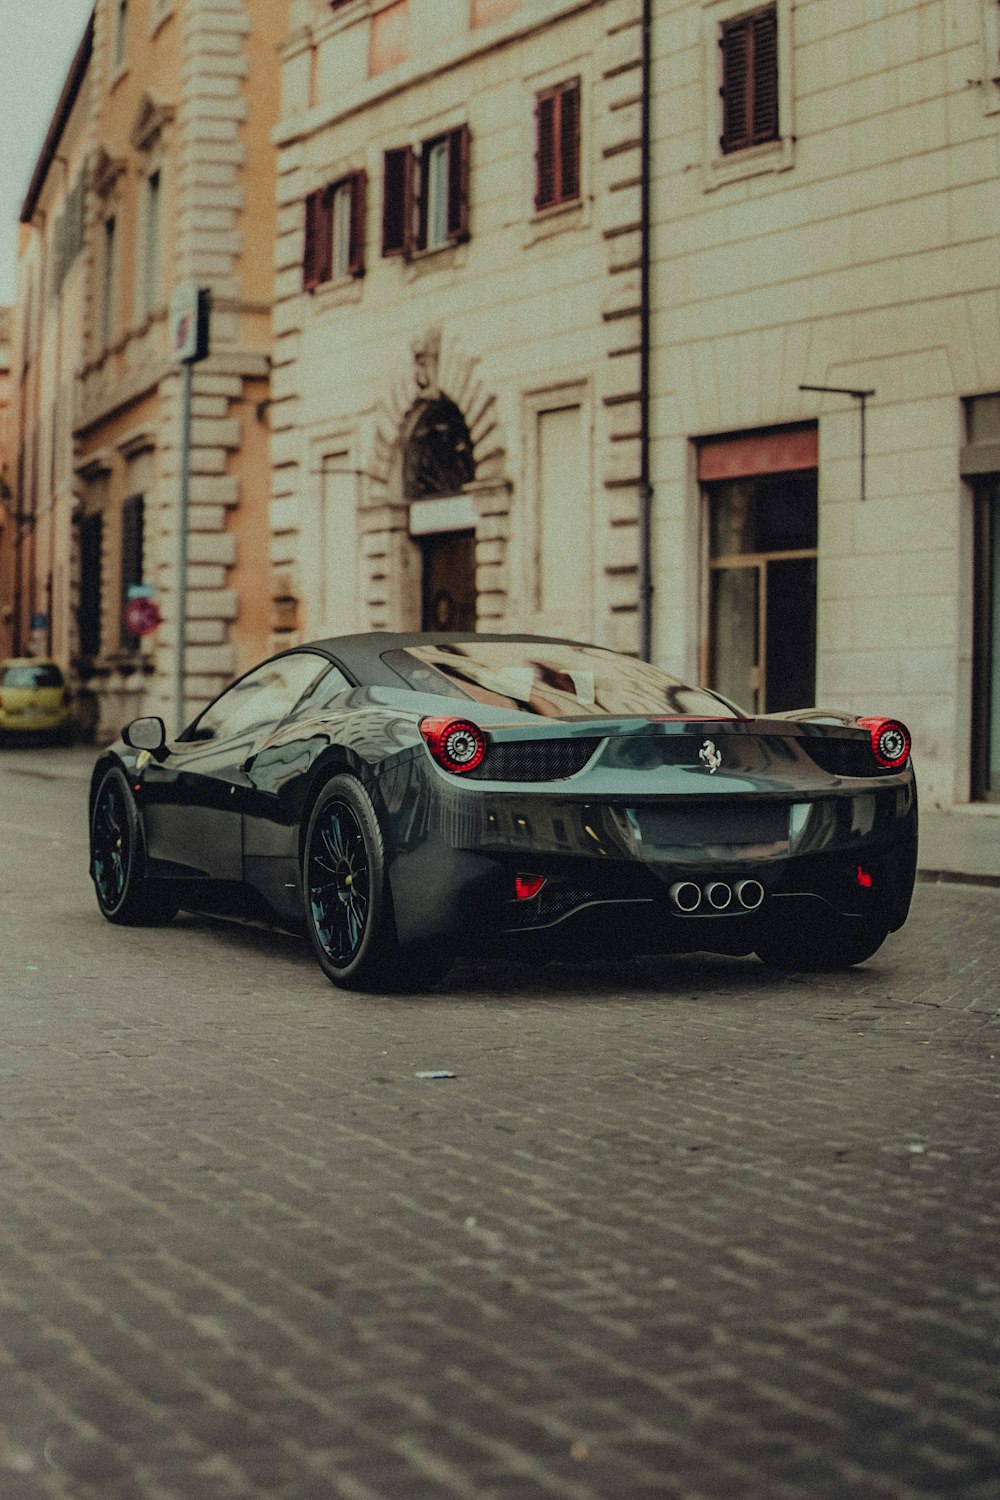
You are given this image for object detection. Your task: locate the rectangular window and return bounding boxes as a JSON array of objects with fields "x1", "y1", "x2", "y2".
[
  {"x1": 719, "y1": 6, "x2": 779, "y2": 153},
  {"x1": 304, "y1": 172, "x2": 365, "y2": 288},
  {"x1": 382, "y1": 126, "x2": 469, "y2": 257},
  {"x1": 101, "y1": 216, "x2": 117, "y2": 347},
  {"x1": 535, "y1": 79, "x2": 581, "y2": 210},
  {"x1": 79, "y1": 514, "x2": 104, "y2": 657},
  {"x1": 120, "y1": 495, "x2": 145, "y2": 650},
  {"x1": 114, "y1": 0, "x2": 129, "y2": 69},
  {"x1": 140, "y1": 170, "x2": 162, "y2": 317}
]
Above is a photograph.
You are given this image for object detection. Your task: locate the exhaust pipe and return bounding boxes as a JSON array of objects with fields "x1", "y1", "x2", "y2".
[
  {"x1": 669, "y1": 881, "x2": 702, "y2": 913},
  {"x1": 705, "y1": 881, "x2": 733, "y2": 911},
  {"x1": 735, "y1": 878, "x2": 764, "y2": 911}
]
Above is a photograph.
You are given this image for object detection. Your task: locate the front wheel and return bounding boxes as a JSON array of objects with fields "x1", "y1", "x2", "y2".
[
  {"x1": 756, "y1": 915, "x2": 888, "y2": 972},
  {"x1": 90, "y1": 766, "x2": 177, "y2": 926}
]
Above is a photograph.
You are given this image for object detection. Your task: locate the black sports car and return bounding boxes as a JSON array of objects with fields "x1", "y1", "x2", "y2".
[{"x1": 88, "y1": 633, "x2": 917, "y2": 991}]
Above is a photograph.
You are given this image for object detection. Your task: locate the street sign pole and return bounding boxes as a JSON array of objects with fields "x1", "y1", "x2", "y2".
[
  {"x1": 176, "y1": 357, "x2": 194, "y2": 734},
  {"x1": 169, "y1": 283, "x2": 211, "y2": 735}
]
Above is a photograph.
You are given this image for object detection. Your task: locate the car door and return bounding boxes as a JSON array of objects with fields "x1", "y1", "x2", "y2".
[{"x1": 141, "y1": 652, "x2": 332, "y2": 881}]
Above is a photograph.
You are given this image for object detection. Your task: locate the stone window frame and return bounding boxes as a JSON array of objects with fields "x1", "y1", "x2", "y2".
[
  {"x1": 701, "y1": 0, "x2": 795, "y2": 191},
  {"x1": 520, "y1": 379, "x2": 594, "y2": 629},
  {"x1": 521, "y1": 52, "x2": 592, "y2": 246}
]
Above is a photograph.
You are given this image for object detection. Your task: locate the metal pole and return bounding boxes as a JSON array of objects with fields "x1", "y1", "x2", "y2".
[
  {"x1": 176, "y1": 358, "x2": 193, "y2": 734},
  {"x1": 798, "y1": 384, "x2": 875, "y2": 503}
]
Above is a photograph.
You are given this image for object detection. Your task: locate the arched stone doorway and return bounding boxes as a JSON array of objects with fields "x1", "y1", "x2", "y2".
[
  {"x1": 363, "y1": 325, "x2": 511, "y2": 634},
  {"x1": 403, "y1": 397, "x2": 477, "y2": 631}
]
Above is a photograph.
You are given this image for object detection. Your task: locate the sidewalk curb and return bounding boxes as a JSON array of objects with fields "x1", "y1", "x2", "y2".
[{"x1": 916, "y1": 869, "x2": 1000, "y2": 891}]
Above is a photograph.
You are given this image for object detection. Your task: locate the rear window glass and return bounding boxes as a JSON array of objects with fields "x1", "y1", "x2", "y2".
[
  {"x1": 383, "y1": 643, "x2": 740, "y2": 720},
  {"x1": 1, "y1": 663, "x2": 65, "y2": 689}
]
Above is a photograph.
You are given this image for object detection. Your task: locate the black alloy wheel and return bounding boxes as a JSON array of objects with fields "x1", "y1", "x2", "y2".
[
  {"x1": 90, "y1": 766, "x2": 177, "y2": 926},
  {"x1": 307, "y1": 794, "x2": 372, "y2": 967},
  {"x1": 303, "y1": 774, "x2": 454, "y2": 993}
]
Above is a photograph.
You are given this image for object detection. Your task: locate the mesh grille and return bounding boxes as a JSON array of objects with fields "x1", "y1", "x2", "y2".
[
  {"x1": 801, "y1": 739, "x2": 894, "y2": 778},
  {"x1": 506, "y1": 886, "x2": 595, "y2": 929},
  {"x1": 466, "y1": 738, "x2": 600, "y2": 782}
]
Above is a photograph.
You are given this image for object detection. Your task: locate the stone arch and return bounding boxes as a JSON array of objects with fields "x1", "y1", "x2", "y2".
[{"x1": 361, "y1": 325, "x2": 512, "y2": 632}]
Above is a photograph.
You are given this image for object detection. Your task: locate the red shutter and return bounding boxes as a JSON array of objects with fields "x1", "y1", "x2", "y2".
[
  {"x1": 751, "y1": 8, "x2": 779, "y2": 144},
  {"x1": 382, "y1": 146, "x2": 414, "y2": 256},
  {"x1": 558, "y1": 81, "x2": 580, "y2": 202},
  {"x1": 446, "y1": 124, "x2": 471, "y2": 243},
  {"x1": 303, "y1": 188, "x2": 323, "y2": 289},
  {"x1": 348, "y1": 169, "x2": 367, "y2": 277},
  {"x1": 535, "y1": 91, "x2": 556, "y2": 209},
  {"x1": 719, "y1": 17, "x2": 750, "y2": 152}
]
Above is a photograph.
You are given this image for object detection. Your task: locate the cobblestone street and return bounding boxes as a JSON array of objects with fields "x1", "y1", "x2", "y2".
[{"x1": 1, "y1": 749, "x2": 999, "y2": 1499}]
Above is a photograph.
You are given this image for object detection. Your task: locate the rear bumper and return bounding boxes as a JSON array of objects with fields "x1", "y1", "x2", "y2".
[{"x1": 384, "y1": 775, "x2": 918, "y2": 956}]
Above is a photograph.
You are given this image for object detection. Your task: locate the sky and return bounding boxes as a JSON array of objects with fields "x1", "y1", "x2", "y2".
[{"x1": 0, "y1": 0, "x2": 95, "y2": 306}]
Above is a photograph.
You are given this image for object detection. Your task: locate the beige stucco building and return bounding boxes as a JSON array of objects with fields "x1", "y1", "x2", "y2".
[
  {"x1": 646, "y1": 0, "x2": 1000, "y2": 811},
  {"x1": 271, "y1": 0, "x2": 1000, "y2": 811},
  {"x1": 0, "y1": 308, "x2": 13, "y2": 657},
  {"x1": 11, "y1": 0, "x2": 289, "y2": 740},
  {"x1": 270, "y1": 0, "x2": 647, "y2": 655}
]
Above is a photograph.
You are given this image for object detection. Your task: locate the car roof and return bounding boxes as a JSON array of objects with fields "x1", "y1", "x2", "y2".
[{"x1": 292, "y1": 632, "x2": 594, "y2": 689}]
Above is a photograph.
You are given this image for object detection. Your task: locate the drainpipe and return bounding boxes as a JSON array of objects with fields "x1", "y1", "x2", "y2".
[{"x1": 637, "y1": 0, "x2": 653, "y2": 661}]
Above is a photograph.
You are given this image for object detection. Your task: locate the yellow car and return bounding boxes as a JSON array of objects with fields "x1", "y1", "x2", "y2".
[{"x1": 0, "y1": 658, "x2": 74, "y2": 745}]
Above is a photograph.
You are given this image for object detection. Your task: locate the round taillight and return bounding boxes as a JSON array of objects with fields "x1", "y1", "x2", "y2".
[
  {"x1": 858, "y1": 717, "x2": 911, "y2": 769},
  {"x1": 419, "y1": 716, "x2": 487, "y2": 774}
]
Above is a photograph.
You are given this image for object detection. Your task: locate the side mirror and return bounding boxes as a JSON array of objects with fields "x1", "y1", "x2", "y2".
[{"x1": 122, "y1": 716, "x2": 167, "y2": 754}]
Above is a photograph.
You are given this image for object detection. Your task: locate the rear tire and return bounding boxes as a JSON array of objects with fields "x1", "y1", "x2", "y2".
[
  {"x1": 90, "y1": 766, "x2": 178, "y2": 926},
  {"x1": 756, "y1": 915, "x2": 888, "y2": 972},
  {"x1": 303, "y1": 775, "x2": 452, "y2": 993}
]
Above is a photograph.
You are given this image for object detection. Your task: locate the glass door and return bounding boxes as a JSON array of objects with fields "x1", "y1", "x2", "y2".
[{"x1": 706, "y1": 471, "x2": 817, "y2": 715}]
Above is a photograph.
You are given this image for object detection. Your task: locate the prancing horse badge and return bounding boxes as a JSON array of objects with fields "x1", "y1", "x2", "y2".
[{"x1": 699, "y1": 739, "x2": 722, "y2": 774}]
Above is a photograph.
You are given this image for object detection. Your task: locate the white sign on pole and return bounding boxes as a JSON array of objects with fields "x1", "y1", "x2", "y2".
[{"x1": 169, "y1": 282, "x2": 210, "y2": 364}]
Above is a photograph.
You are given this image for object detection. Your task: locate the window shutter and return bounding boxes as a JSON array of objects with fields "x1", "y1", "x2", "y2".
[
  {"x1": 303, "y1": 188, "x2": 322, "y2": 289},
  {"x1": 446, "y1": 124, "x2": 471, "y2": 243},
  {"x1": 382, "y1": 146, "x2": 414, "y2": 256},
  {"x1": 719, "y1": 17, "x2": 750, "y2": 152},
  {"x1": 558, "y1": 82, "x2": 580, "y2": 202},
  {"x1": 751, "y1": 8, "x2": 779, "y2": 144},
  {"x1": 535, "y1": 92, "x2": 556, "y2": 209},
  {"x1": 348, "y1": 169, "x2": 367, "y2": 277}
]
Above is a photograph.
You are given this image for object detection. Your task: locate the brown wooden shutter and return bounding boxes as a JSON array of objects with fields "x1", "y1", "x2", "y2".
[
  {"x1": 719, "y1": 17, "x2": 750, "y2": 152},
  {"x1": 303, "y1": 188, "x2": 321, "y2": 288},
  {"x1": 751, "y1": 8, "x2": 778, "y2": 144},
  {"x1": 446, "y1": 124, "x2": 471, "y2": 243},
  {"x1": 382, "y1": 146, "x2": 414, "y2": 256},
  {"x1": 559, "y1": 81, "x2": 580, "y2": 202},
  {"x1": 303, "y1": 187, "x2": 333, "y2": 289},
  {"x1": 720, "y1": 8, "x2": 778, "y2": 153},
  {"x1": 535, "y1": 91, "x2": 556, "y2": 209},
  {"x1": 347, "y1": 170, "x2": 367, "y2": 276}
]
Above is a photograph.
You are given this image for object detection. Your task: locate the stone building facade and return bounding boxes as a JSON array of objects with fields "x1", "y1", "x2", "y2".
[
  {"x1": 271, "y1": 0, "x2": 1000, "y2": 811},
  {"x1": 10, "y1": 15, "x2": 94, "y2": 674},
  {"x1": 0, "y1": 308, "x2": 12, "y2": 658},
  {"x1": 270, "y1": 0, "x2": 647, "y2": 656},
  {"x1": 645, "y1": 0, "x2": 1000, "y2": 810},
  {"x1": 12, "y1": 0, "x2": 289, "y2": 741}
]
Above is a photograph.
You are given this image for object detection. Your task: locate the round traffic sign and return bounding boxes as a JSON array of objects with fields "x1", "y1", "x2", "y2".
[{"x1": 123, "y1": 597, "x2": 162, "y2": 637}]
